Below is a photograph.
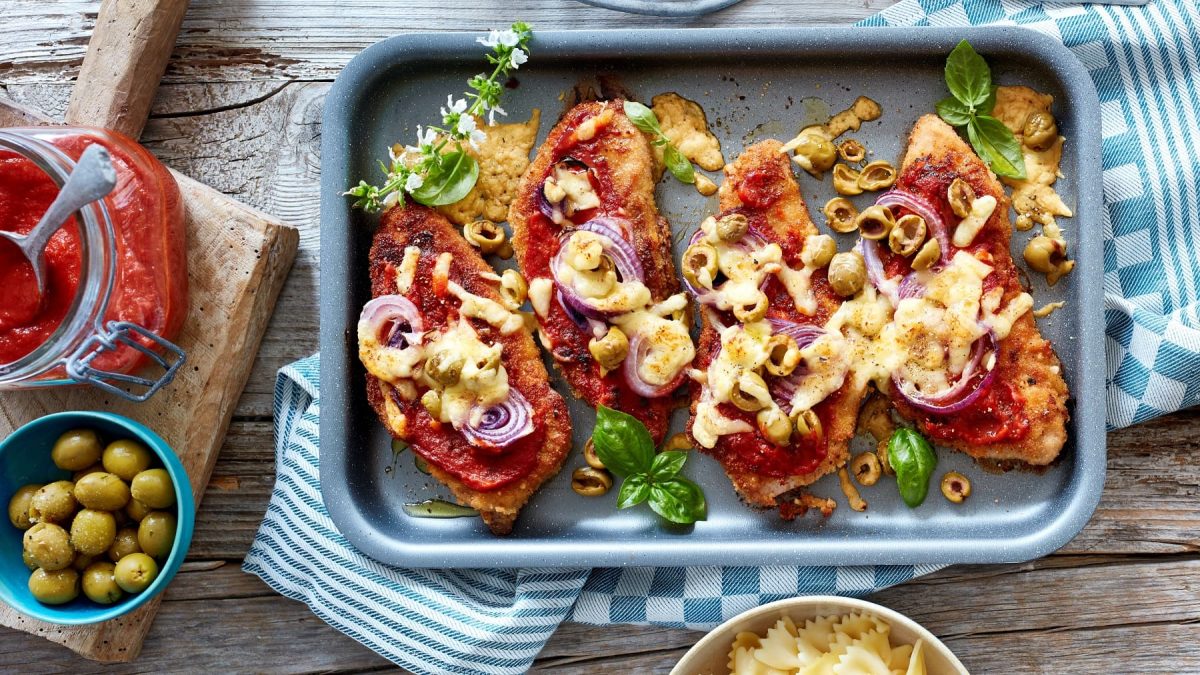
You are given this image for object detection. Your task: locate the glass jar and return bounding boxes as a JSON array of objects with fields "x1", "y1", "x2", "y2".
[{"x1": 0, "y1": 127, "x2": 188, "y2": 401}]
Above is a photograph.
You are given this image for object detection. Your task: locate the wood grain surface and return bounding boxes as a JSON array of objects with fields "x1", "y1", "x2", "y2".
[{"x1": 2, "y1": 1, "x2": 1199, "y2": 673}]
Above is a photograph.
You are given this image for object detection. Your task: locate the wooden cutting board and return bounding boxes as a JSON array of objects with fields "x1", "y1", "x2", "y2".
[{"x1": 0, "y1": 0, "x2": 298, "y2": 662}]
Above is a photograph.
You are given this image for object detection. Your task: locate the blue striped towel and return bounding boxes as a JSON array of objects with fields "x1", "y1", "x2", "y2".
[{"x1": 245, "y1": 2, "x2": 1200, "y2": 673}]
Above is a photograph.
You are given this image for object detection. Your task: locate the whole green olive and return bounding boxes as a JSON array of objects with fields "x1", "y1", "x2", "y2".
[
  {"x1": 114, "y1": 552, "x2": 159, "y2": 594},
  {"x1": 70, "y1": 509, "x2": 117, "y2": 557},
  {"x1": 102, "y1": 439, "x2": 152, "y2": 482},
  {"x1": 28, "y1": 568, "x2": 80, "y2": 605},
  {"x1": 138, "y1": 511, "x2": 177, "y2": 560},
  {"x1": 74, "y1": 471, "x2": 132, "y2": 511},
  {"x1": 8, "y1": 484, "x2": 42, "y2": 530},
  {"x1": 28, "y1": 480, "x2": 77, "y2": 525},
  {"x1": 51, "y1": 429, "x2": 103, "y2": 472},
  {"x1": 22, "y1": 549, "x2": 39, "y2": 571},
  {"x1": 125, "y1": 498, "x2": 153, "y2": 523},
  {"x1": 23, "y1": 522, "x2": 74, "y2": 571},
  {"x1": 828, "y1": 251, "x2": 867, "y2": 297},
  {"x1": 715, "y1": 213, "x2": 749, "y2": 242},
  {"x1": 82, "y1": 561, "x2": 124, "y2": 605},
  {"x1": 130, "y1": 469, "x2": 175, "y2": 510},
  {"x1": 108, "y1": 526, "x2": 142, "y2": 562},
  {"x1": 804, "y1": 234, "x2": 838, "y2": 269}
]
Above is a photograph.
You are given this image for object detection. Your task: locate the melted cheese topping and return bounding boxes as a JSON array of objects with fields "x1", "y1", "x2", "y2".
[
  {"x1": 694, "y1": 218, "x2": 831, "y2": 317},
  {"x1": 395, "y1": 246, "x2": 420, "y2": 294},
  {"x1": 612, "y1": 294, "x2": 695, "y2": 387},
  {"x1": 447, "y1": 281, "x2": 525, "y2": 335},
  {"x1": 952, "y1": 194, "x2": 998, "y2": 248},
  {"x1": 993, "y1": 86, "x2": 1073, "y2": 229},
  {"x1": 692, "y1": 249, "x2": 1033, "y2": 447},
  {"x1": 423, "y1": 317, "x2": 510, "y2": 429},
  {"x1": 559, "y1": 231, "x2": 652, "y2": 314},
  {"x1": 528, "y1": 277, "x2": 553, "y2": 317}
]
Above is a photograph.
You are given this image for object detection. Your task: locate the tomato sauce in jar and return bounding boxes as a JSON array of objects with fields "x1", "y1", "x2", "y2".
[{"x1": 0, "y1": 127, "x2": 187, "y2": 393}]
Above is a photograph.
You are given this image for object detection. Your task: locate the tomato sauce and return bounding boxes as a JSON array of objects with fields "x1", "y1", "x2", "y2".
[
  {"x1": 0, "y1": 128, "x2": 186, "y2": 374},
  {"x1": 918, "y1": 379, "x2": 1029, "y2": 444}
]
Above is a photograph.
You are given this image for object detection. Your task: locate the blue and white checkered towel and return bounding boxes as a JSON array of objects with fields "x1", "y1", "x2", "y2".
[{"x1": 245, "y1": 2, "x2": 1200, "y2": 673}]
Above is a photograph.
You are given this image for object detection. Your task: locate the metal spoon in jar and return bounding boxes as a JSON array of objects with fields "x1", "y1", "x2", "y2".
[{"x1": 0, "y1": 143, "x2": 118, "y2": 301}]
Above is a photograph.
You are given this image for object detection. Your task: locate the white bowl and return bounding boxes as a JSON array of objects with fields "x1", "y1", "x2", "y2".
[{"x1": 671, "y1": 595, "x2": 969, "y2": 675}]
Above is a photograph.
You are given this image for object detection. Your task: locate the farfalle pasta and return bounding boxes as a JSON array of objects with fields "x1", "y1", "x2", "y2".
[{"x1": 727, "y1": 611, "x2": 927, "y2": 675}]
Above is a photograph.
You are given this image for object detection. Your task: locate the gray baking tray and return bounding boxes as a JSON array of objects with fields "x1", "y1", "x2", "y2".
[{"x1": 320, "y1": 27, "x2": 1105, "y2": 568}]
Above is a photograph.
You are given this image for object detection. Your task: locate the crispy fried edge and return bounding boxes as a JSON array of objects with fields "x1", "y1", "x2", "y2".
[
  {"x1": 893, "y1": 114, "x2": 1069, "y2": 465},
  {"x1": 364, "y1": 205, "x2": 572, "y2": 534}
]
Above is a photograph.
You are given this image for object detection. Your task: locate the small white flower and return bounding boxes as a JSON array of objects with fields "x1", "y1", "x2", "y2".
[
  {"x1": 468, "y1": 129, "x2": 487, "y2": 150},
  {"x1": 413, "y1": 125, "x2": 437, "y2": 148},
  {"x1": 382, "y1": 191, "x2": 401, "y2": 209},
  {"x1": 496, "y1": 29, "x2": 520, "y2": 47},
  {"x1": 404, "y1": 172, "x2": 424, "y2": 192},
  {"x1": 457, "y1": 115, "x2": 478, "y2": 135},
  {"x1": 509, "y1": 48, "x2": 528, "y2": 69},
  {"x1": 389, "y1": 145, "x2": 403, "y2": 164},
  {"x1": 487, "y1": 105, "x2": 507, "y2": 126},
  {"x1": 440, "y1": 96, "x2": 468, "y2": 118},
  {"x1": 476, "y1": 30, "x2": 502, "y2": 48}
]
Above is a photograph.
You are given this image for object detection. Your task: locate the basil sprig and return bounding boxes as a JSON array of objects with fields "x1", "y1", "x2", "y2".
[
  {"x1": 622, "y1": 101, "x2": 697, "y2": 185},
  {"x1": 936, "y1": 40, "x2": 1027, "y2": 180},
  {"x1": 593, "y1": 405, "x2": 707, "y2": 525},
  {"x1": 887, "y1": 427, "x2": 938, "y2": 508}
]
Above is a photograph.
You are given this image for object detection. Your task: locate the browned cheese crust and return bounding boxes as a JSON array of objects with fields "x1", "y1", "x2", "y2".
[
  {"x1": 893, "y1": 115, "x2": 1069, "y2": 465},
  {"x1": 687, "y1": 140, "x2": 861, "y2": 508},
  {"x1": 365, "y1": 205, "x2": 572, "y2": 534}
]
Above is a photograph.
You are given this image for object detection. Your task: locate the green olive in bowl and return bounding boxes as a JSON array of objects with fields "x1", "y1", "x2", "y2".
[
  {"x1": 28, "y1": 568, "x2": 80, "y2": 605},
  {"x1": 28, "y1": 480, "x2": 77, "y2": 525},
  {"x1": 23, "y1": 522, "x2": 74, "y2": 571},
  {"x1": 130, "y1": 469, "x2": 175, "y2": 509},
  {"x1": 74, "y1": 472, "x2": 131, "y2": 511},
  {"x1": 70, "y1": 509, "x2": 117, "y2": 557},
  {"x1": 138, "y1": 512, "x2": 177, "y2": 559},
  {"x1": 114, "y1": 553, "x2": 159, "y2": 594},
  {"x1": 82, "y1": 562, "x2": 124, "y2": 605},
  {"x1": 7, "y1": 484, "x2": 42, "y2": 530},
  {"x1": 51, "y1": 429, "x2": 103, "y2": 472},
  {"x1": 102, "y1": 439, "x2": 153, "y2": 482}
]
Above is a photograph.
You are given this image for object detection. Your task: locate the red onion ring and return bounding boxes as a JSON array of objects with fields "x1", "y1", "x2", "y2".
[
  {"x1": 550, "y1": 217, "x2": 644, "y2": 320},
  {"x1": 623, "y1": 331, "x2": 685, "y2": 398},
  {"x1": 359, "y1": 295, "x2": 424, "y2": 349},
  {"x1": 857, "y1": 239, "x2": 896, "y2": 305},
  {"x1": 875, "y1": 189, "x2": 950, "y2": 262},
  {"x1": 891, "y1": 329, "x2": 998, "y2": 414},
  {"x1": 556, "y1": 289, "x2": 607, "y2": 337},
  {"x1": 460, "y1": 388, "x2": 535, "y2": 451}
]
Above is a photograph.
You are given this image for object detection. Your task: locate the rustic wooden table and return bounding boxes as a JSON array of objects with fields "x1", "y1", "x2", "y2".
[{"x1": 2, "y1": 1, "x2": 1198, "y2": 672}]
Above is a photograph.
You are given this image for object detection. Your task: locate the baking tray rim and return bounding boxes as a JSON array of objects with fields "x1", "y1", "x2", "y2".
[{"x1": 319, "y1": 25, "x2": 1107, "y2": 569}]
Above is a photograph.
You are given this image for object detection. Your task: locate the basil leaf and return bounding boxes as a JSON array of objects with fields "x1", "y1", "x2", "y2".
[
  {"x1": 981, "y1": 85, "x2": 998, "y2": 116},
  {"x1": 648, "y1": 477, "x2": 707, "y2": 524},
  {"x1": 616, "y1": 474, "x2": 651, "y2": 509},
  {"x1": 945, "y1": 39, "x2": 991, "y2": 110},
  {"x1": 592, "y1": 405, "x2": 655, "y2": 476},
  {"x1": 967, "y1": 115, "x2": 1027, "y2": 180},
  {"x1": 410, "y1": 150, "x2": 480, "y2": 206},
  {"x1": 622, "y1": 100, "x2": 662, "y2": 135},
  {"x1": 935, "y1": 96, "x2": 973, "y2": 128},
  {"x1": 887, "y1": 428, "x2": 937, "y2": 508},
  {"x1": 649, "y1": 450, "x2": 687, "y2": 482},
  {"x1": 662, "y1": 144, "x2": 696, "y2": 185}
]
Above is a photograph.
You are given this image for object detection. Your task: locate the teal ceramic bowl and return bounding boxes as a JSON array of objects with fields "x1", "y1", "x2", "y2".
[{"x1": 0, "y1": 411, "x2": 194, "y2": 625}]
